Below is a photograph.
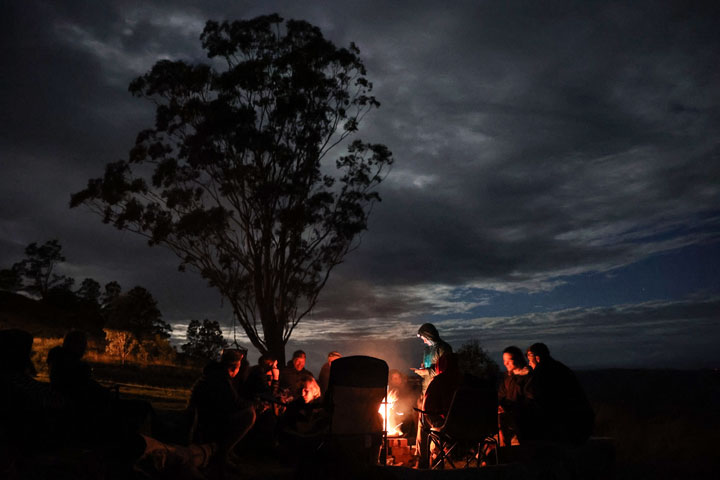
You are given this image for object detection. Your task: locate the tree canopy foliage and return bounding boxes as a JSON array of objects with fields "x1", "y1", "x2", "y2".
[
  {"x1": 71, "y1": 14, "x2": 392, "y2": 363},
  {"x1": 7, "y1": 239, "x2": 74, "y2": 299},
  {"x1": 456, "y1": 340, "x2": 500, "y2": 382},
  {"x1": 182, "y1": 318, "x2": 227, "y2": 362},
  {"x1": 103, "y1": 286, "x2": 171, "y2": 341},
  {"x1": 76, "y1": 277, "x2": 102, "y2": 305}
]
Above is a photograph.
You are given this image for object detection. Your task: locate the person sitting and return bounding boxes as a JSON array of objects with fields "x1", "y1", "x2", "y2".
[
  {"x1": 188, "y1": 349, "x2": 256, "y2": 464},
  {"x1": 497, "y1": 345, "x2": 532, "y2": 446},
  {"x1": 275, "y1": 376, "x2": 329, "y2": 467},
  {"x1": 524, "y1": 343, "x2": 594, "y2": 444},
  {"x1": 1, "y1": 329, "x2": 68, "y2": 465},
  {"x1": 282, "y1": 377, "x2": 325, "y2": 432},
  {"x1": 417, "y1": 352, "x2": 462, "y2": 468},
  {"x1": 318, "y1": 351, "x2": 342, "y2": 396},
  {"x1": 240, "y1": 354, "x2": 282, "y2": 453},
  {"x1": 279, "y1": 350, "x2": 315, "y2": 400},
  {"x1": 47, "y1": 331, "x2": 113, "y2": 421},
  {"x1": 244, "y1": 353, "x2": 281, "y2": 404},
  {"x1": 47, "y1": 330, "x2": 93, "y2": 392}
]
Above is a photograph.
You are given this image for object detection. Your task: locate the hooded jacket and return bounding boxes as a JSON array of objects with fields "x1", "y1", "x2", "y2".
[{"x1": 417, "y1": 323, "x2": 452, "y2": 391}]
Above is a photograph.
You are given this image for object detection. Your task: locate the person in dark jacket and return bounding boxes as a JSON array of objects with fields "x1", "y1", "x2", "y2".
[
  {"x1": 524, "y1": 343, "x2": 594, "y2": 444},
  {"x1": 244, "y1": 353, "x2": 280, "y2": 403},
  {"x1": 188, "y1": 349, "x2": 256, "y2": 462},
  {"x1": 318, "y1": 351, "x2": 342, "y2": 396},
  {"x1": 416, "y1": 352, "x2": 462, "y2": 468},
  {"x1": 47, "y1": 331, "x2": 113, "y2": 417},
  {"x1": 279, "y1": 350, "x2": 315, "y2": 400},
  {"x1": 411, "y1": 323, "x2": 452, "y2": 394},
  {"x1": 1, "y1": 329, "x2": 68, "y2": 461},
  {"x1": 497, "y1": 345, "x2": 531, "y2": 446},
  {"x1": 240, "y1": 354, "x2": 282, "y2": 453}
]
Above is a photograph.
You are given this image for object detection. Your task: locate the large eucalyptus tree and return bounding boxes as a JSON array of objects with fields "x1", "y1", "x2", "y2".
[{"x1": 72, "y1": 14, "x2": 392, "y2": 363}]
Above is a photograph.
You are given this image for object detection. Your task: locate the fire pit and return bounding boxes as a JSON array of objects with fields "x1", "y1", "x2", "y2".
[{"x1": 380, "y1": 387, "x2": 414, "y2": 466}]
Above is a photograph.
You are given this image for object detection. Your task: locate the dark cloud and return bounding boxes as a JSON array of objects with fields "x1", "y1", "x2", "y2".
[{"x1": 2, "y1": 1, "x2": 719, "y2": 368}]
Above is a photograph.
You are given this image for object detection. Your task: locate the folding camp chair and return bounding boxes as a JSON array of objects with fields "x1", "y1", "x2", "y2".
[
  {"x1": 424, "y1": 386, "x2": 499, "y2": 469},
  {"x1": 324, "y1": 355, "x2": 389, "y2": 465}
]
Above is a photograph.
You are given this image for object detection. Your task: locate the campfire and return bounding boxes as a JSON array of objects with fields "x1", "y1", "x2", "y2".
[
  {"x1": 379, "y1": 387, "x2": 403, "y2": 436},
  {"x1": 380, "y1": 386, "x2": 414, "y2": 465}
]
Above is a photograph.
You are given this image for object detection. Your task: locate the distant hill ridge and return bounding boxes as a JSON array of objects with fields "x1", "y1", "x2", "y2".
[{"x1": 0, "y1": 290, "x2": 104, "y2": 338}]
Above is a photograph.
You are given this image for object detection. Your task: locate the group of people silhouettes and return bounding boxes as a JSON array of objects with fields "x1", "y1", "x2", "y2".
[
  {"x1": 413, "y1": 323, "x2": 594, "y2": 468},
  {"x1": 0, "y1": 327, "x2": 345, "y2": 479},
  {"x1": 1, "y1": 324, "x2": 593, "y2": 477}
]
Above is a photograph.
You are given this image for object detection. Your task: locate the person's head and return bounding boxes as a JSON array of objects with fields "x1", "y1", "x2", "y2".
[
  {"x1": 327, "y1": 351, "x2": 341, "y2": 364},
  {"x1": 63, "y1": 330, "x2": 88, "y2": 360},
  {"x1": 0, "y1": 329, "x2": 35, "y2": 375},
  {"x1": 526, "y1": 343, "x2": 550, "y2": 369},
  {"x1": 502, "y1": 345, "x2": 526, "y2": 372},
  {"x1": 388, "y1": 369, "x2": 405, "y2": 388},
  {"x1": 417, "y1": 323, "x2": 440, "y2": 346},
  {"x1": 301, "y1": 377, "x2": 321, "y2": 404},
  {"x1": 258, "y1": 353, "x2": 277, "y2": 371},
  {"x1": 221, "y1": 349, "x2": 245, "y2": 378},
  {"x1": 291, "y1": 350, "x2": 306, "y2": 371}
]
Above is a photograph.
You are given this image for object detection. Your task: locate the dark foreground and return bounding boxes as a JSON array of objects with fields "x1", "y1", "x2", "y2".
[
  {"x1": 142, "y1": 368, "x2": 718, "y2": 480},
  {"x1": 27, "y1": 367, "x2": 718, "y2": 479}
]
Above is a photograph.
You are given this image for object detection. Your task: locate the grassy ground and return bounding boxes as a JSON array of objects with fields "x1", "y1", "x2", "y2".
[
  {"x1": 92, "y1": 366, "x2": 720, "y2": 479},
  {"x1": 579, "y1": 369, "x2": 720, "y2": 480},
  {"x1": 34, "y1": 354, "x2": 719, "y2": 479}
]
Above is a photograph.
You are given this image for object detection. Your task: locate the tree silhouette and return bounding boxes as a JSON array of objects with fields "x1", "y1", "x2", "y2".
[
  {"x1": 456, "y1": 340, "x2": 500, "y2": 382},
  {"x1": 11, "y1": 239, "x2": 74, "y2": 299},
  {"x1": 71, "y1": 14, "x2": 392, "y2": 363},
  {"x1": 103, "y1": 286, "x2": 171, "y2": 341},
  {"x1": 76, "y1": 277, "x2": 102, "y2": 305},
  {"x1": 102, "y1": 281, "x2": 122, "y2": 306},
  {"x1": 182, "y1": 319, "x2": 227, "y2": 362}
]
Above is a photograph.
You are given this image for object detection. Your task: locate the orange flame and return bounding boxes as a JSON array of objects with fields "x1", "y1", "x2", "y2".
[{"x1": 379, "y1": 387, "x2": 403, "y2": 436}]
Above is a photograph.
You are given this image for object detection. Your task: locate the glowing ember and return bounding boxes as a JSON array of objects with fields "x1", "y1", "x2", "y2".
[{"x1": 379, "y1": 387, "x2": 403, "y2": 436}]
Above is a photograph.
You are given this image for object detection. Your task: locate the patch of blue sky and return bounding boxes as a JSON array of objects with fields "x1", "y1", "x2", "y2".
[{"x1": 430, "y1": 239, "x2": 720, "y2": 321}]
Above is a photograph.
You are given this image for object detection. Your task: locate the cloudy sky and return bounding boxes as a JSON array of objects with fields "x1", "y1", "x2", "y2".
[{"x1": 2, "y1": 0, "x2": 719, "y2": 373}]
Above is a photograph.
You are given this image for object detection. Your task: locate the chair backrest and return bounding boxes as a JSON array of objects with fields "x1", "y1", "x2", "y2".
[
  {"x1": 440, "y1": 386, "x2": 497, "y2": 441},
  {"x1": 326, "y1": 355, "x2": 388, "y2": 435}
]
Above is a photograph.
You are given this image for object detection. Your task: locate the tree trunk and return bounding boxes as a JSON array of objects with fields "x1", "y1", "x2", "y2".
[{"x1": 266, "y1": 329, "x2": 286, "y2": 367}]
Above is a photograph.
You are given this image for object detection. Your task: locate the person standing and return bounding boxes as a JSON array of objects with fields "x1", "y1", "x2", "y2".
[{"x1": 411, "y1": 323, "x2": 452, "y2": 394}]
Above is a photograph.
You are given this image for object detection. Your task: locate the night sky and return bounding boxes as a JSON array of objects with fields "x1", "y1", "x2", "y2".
[{"x1": 2, "y1": 0, "x2": 719, "y2": 374}]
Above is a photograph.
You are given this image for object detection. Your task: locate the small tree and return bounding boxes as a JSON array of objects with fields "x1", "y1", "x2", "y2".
[
  {"x1": 182, "y1": 319, "x2": 227, "y2": 362},
  {"x1": 138, "y1": 334, "x2": 177, "y2": 364},
  {"x1": 456, "y1": 340, "x2": 500, "y2": 382},
  {"x1": 102, "y1": 281, "x2": 122, "y2": 306},
  {"x1": 12, "y1": 239, "x2": 74, "y2": 299},
  {"x1": 104, "y1": 328, "x2": 140, "y2": 365},
  {"x1": 71, "y1": 14, "x2": 392, "y2": 364},
  {"x1": 103, "y1": 286, "x2": 171, "y2": 341},
  {"x1": 76, "y1": 278, "x2": 102, "y2": 305}
]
